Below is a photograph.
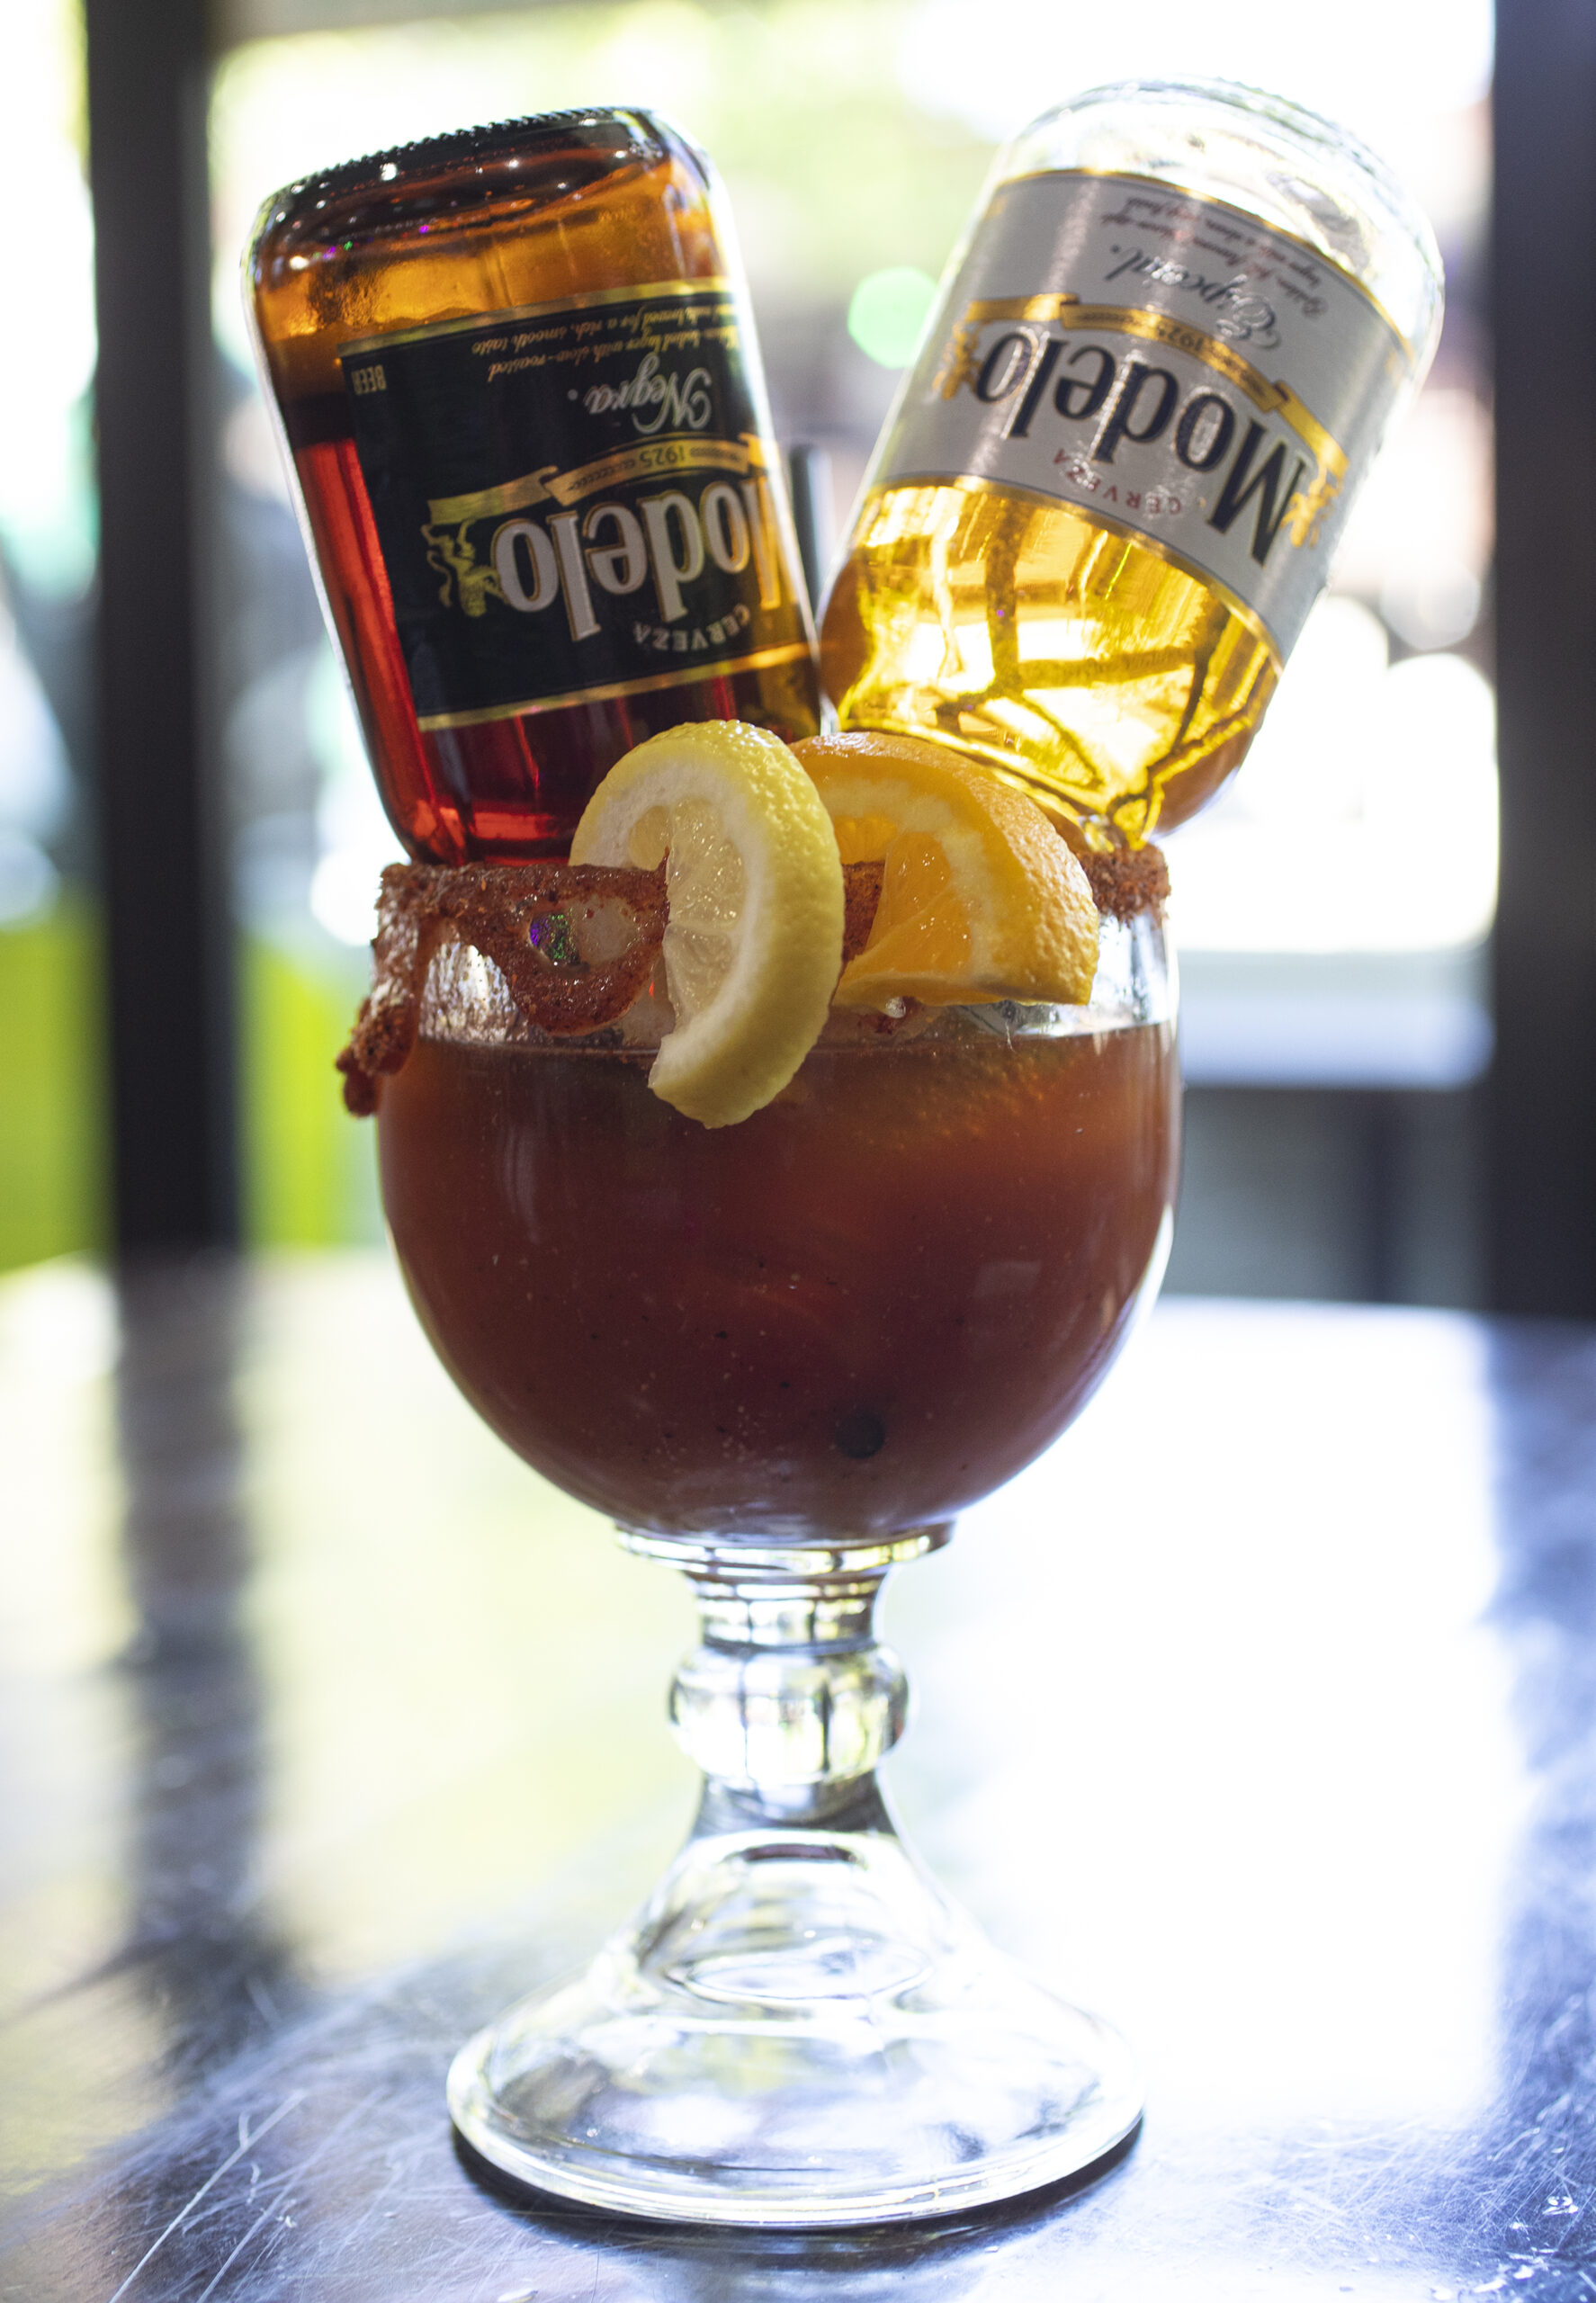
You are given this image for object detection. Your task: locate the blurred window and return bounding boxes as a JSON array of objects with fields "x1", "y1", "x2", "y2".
[
  {"x1": 0, "y1": 0, "x2": 103, "y2": 1273},
  {"x1": 208, "y1": 0, "x2": 1493, "y2": 1234}
]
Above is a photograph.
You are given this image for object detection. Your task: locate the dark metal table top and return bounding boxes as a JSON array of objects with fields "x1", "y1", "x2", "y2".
[{"x1": 3, "y1": 1252, "x2": 1595, "y2": 2298}]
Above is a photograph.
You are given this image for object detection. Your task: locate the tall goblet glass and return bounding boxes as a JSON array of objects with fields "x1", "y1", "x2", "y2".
[{"x1": 373, "y1": 896, "x2": 1178, "y2": 2225}]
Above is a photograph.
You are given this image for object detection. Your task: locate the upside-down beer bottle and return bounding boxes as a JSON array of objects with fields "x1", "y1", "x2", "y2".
[
  {"x1": 247, "y1": 112, "x2": 819, "y2": 864},
  {"x1": 820, "y1": 80, "x2": 1443, "y2": 847}
]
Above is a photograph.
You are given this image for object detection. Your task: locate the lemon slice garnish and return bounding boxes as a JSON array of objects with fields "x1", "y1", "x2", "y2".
[
  {"x1": 793, "y1": 730, "x2": 1099, "y2": 1011},
  {"x1": 571, "y1": 721, "x2": 845, "y2": 1126}
]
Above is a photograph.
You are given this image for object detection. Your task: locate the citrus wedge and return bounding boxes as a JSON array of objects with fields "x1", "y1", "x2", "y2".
[
  {"x1": 570, "y1": 721, "x2": 845, "y2": 1126},
  {"x1": 792, "y1": 730, "x2": 1099, "y2": 1009}
]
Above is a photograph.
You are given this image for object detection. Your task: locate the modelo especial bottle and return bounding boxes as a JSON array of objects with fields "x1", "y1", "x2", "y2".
[
  {"x1": 247, "y1": 110, "x2": 820, "y2": 864},
  {"x1": 820, "y1": 80, "x2": 1443, "y2": 847}
]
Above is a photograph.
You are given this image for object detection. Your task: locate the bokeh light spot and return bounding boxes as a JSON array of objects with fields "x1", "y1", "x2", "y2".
[{"x1": 847, "y1": 267, "x2": 937, "y2": 368}]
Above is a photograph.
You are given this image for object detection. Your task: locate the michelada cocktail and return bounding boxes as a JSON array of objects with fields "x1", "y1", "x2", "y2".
[
  {"x1": 273, "y1": 69, "x2": 1440, "y2": 2233},
  {"x1": 338, "y1": 721, "x2": 1173, "y2": 2222}
]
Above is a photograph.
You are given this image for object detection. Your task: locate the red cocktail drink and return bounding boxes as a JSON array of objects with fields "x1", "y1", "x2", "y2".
[
  {"x1": 378, "y1": 1008, "x2": 1176, "y2": 1538},
  {"x1": 337, "y1": 766, "x2": 1175, "y2": 2224}
]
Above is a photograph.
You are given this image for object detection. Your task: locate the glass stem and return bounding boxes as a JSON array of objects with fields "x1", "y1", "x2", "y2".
[
  {"x1": 451, "y1": 1520, "x2": 1143, "y2": 2218},
  {"x1": 618, "y1": 1528, "x2": 953, "y2": 1838}
]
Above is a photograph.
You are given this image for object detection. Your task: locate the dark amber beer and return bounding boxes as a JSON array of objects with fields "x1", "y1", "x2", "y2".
[{"x1": 247, "y1": 112, "x2": 820, "y2": 864}]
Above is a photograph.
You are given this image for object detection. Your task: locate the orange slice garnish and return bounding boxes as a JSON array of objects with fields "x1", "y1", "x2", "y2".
[{"x1": 793, "y1": 730, "x2": 1098, "y2": 1009}]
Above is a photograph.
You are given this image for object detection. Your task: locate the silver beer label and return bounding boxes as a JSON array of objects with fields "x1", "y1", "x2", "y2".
[{"x1": 869, "y1": 170, "x2": 1413, "y2": 659}]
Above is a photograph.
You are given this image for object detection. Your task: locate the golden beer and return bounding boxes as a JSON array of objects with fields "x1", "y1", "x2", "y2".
[{"x1": 821, "y1": 81, "x2": 1443, "y2": 848}]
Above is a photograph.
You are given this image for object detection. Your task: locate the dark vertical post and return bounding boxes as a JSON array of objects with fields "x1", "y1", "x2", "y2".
[
  {"x1": 785, "y1": 444, "x2": 834, "y2": 623},
  {"x1": 1361, "y1": 1092, "x2": 1401, "y2": 1307},
  {"x1": 85, "y1": 0, "x2": 238, "y2": 1252},
  {"x1": 1489, "y1": 0, "x2": 1596, "y2": 1312}
]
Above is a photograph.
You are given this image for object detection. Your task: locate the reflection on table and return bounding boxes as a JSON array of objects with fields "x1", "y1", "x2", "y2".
[{"x1": 1, "y1": 1253, "x2": 1592, "y2": 2299}]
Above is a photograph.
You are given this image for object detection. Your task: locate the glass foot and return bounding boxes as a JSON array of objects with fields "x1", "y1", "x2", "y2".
[{"x1": 449, "y1": 1529, "x2": 1141, "y2": 2227}]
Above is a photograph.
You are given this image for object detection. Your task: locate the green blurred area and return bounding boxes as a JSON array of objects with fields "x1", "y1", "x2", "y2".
[
  {"x1": 242, "y1": 936, "x2": 381, "y2": 1252},
  {"x1": 0, "y1": 903, "x2": 104, "y2": 1270},
  {"x1": 0, "y1": 909, "x2": 377, "y2": 1273}
]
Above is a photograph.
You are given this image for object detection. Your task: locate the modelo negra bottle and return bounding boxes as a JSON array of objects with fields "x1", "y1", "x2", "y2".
[
  {"x1": 820, "y1": 80, "x2": 1443, "y2": 847},
  {"x1": 247, "y1": 110, "x2": 820, "y2": 864}
]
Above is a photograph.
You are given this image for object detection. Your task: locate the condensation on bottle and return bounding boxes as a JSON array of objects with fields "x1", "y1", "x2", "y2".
[{"x1": 820, "y1": 80, "x2": 1443, "y2": 848}]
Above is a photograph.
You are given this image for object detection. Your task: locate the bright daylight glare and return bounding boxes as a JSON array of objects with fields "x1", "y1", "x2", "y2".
[
  {"x1": 0, "y1": 0, "x2": 92, "y2": 931},
  {"x1": 208, "y1": 0, "x2": 1494, "y2": 963},
  {"x1": 0, "y1": 0, "x2": 1494, "y2": 972}
]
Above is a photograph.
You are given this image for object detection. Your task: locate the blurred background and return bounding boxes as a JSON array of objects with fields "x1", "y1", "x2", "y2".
[{"x1": 0, "y1": 0, "x2": 1541, "y2": 1307}]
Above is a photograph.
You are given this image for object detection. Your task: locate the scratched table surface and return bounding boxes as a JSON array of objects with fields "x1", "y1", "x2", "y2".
[{"x1": 3, "y1": 1251, "x2": 1596, "y2": 2300}]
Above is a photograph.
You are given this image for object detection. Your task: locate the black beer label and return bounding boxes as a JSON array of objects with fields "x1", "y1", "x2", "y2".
[{"x1": 339, "y1": 281, "x2": 812, "y2": 730}]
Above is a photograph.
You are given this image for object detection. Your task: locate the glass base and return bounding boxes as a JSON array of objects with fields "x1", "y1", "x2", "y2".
[
  {"x1": 448, "y1": 1818, "x2": 1140, "y2": 2226},
  {"x1": 449, "y1": 1527, "x2": 1141, "y2": 2226}
]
